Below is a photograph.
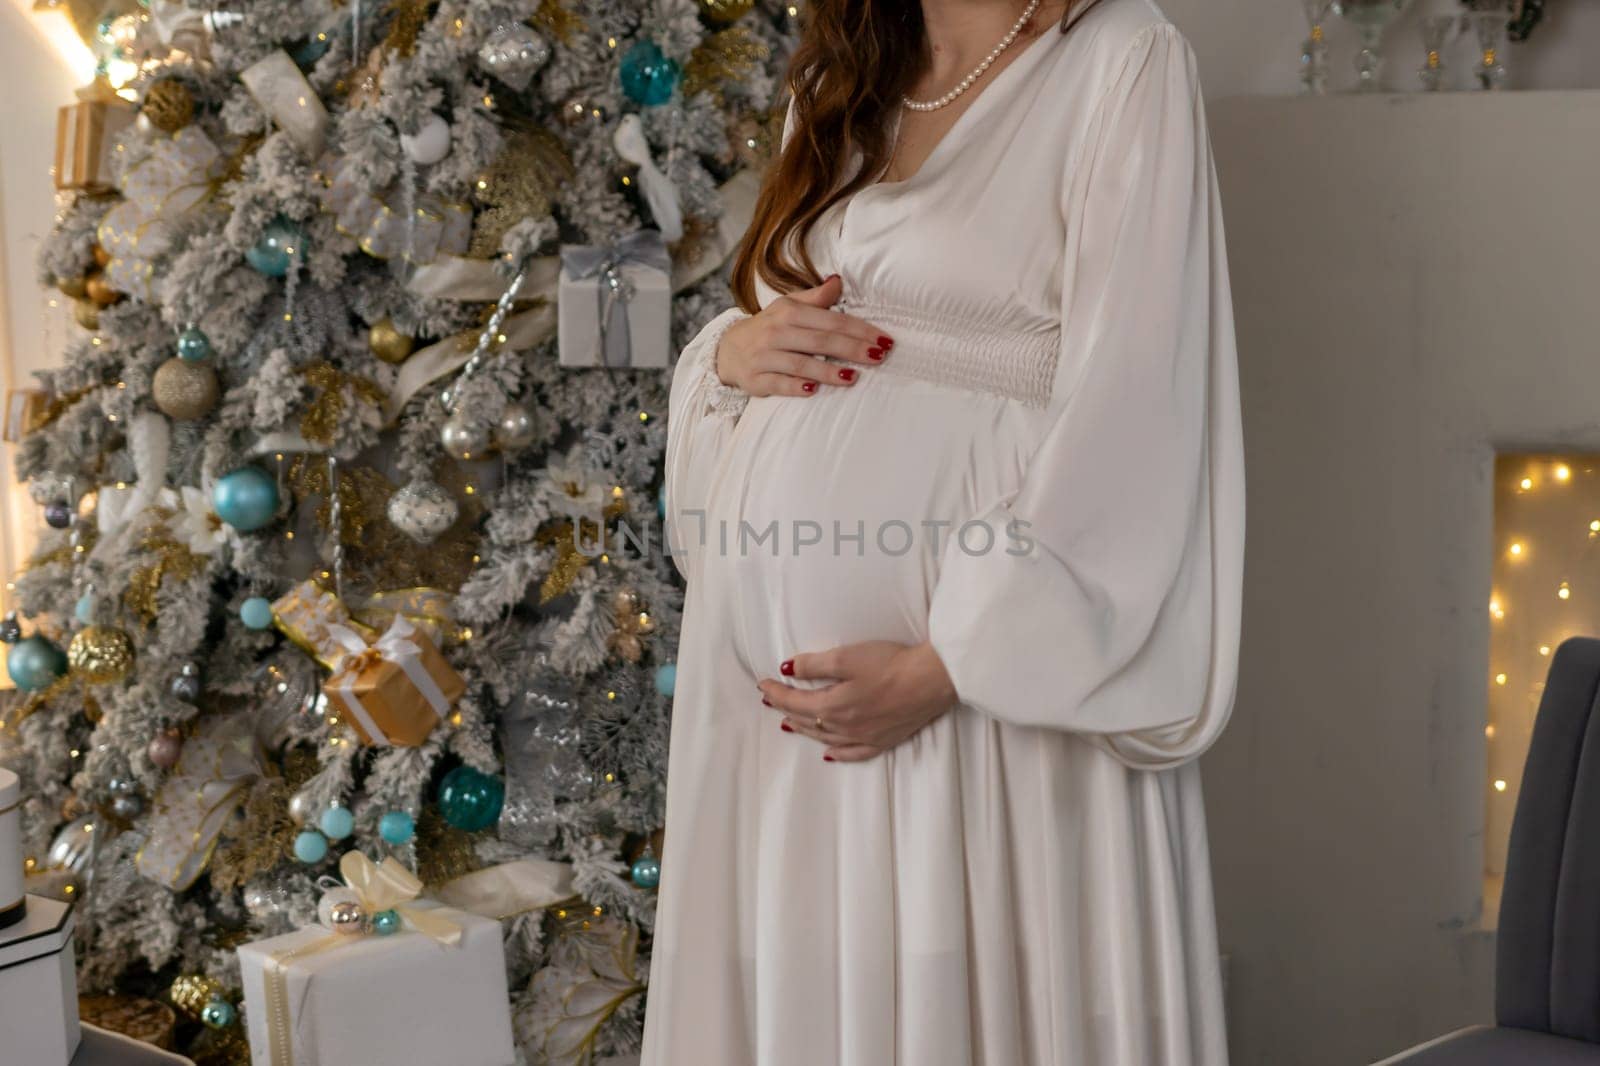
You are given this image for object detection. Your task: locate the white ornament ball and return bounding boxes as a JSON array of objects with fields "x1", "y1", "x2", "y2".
[
  {"x1": 401, "y1": 115, "x2": 451, "y2": 166},
  {"x1": 440, "y1": 413, "x2": 492, "y2": 461},
  {"x1": 386, "y1": 480, "x2": 459, "y2": 545}
]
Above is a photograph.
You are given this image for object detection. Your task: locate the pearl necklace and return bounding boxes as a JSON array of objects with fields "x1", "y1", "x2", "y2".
[{"x1": 903, "y1": 0, "x2": 1043, "y2": 112}]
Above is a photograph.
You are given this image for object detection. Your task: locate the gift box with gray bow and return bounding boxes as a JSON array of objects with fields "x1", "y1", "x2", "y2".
[{"x1": 557, "y1": 230, "x2": 672, "y2": 368}]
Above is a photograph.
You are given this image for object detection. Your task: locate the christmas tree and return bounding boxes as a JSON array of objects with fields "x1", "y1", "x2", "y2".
[{"x1": 5, "y1": 0, "x2": 795, "y2": 1060}]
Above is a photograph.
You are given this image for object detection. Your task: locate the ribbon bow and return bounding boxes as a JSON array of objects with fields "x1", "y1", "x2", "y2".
[
  {"x1": 612, "y1": 115, "x2": 683, "y2": 242},
  {"x1": 332, "y1": 851, "x2": 462, "y2": 945},
  {"x1": 97, "y1": 127, "x2": 225, "y2": 302},
  {"x1": 559, "y1": 231, "x2": 672, "y2": 370}
]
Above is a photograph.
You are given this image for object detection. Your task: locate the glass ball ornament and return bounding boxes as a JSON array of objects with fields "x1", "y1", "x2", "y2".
[
  {"x1": 147, "y1": 730, "x2": 182, "y2": 770},
  {"x1": 152, "y1": 357, "x2": 219, "y2": 421},
  {"x1": 371, "y1": 908, "x2": 402, "y2": 936},
  {"x1": 170, "y1": 661, "x2": 203, "y2": 703},
  {"x1": 436, "y1": 765, "x2": 505, "y2": 832},
  {"x1": 477, "y1": 23, "x2": 551, "y2": 91},
  {"x1": 199, "y1": 998, "x2": 237, "y2": 1029},
  {"x1": 44, "y1": 501, "x2": 73, "y2": 529},
  {"x1": 379, "y1": 810, "x2": 415, "y2": 845},
  {"x1": 212, "y1": 466, "x2": 280, "y2": 531},
  {"x1": 631, "y1": 852, "x2": 661, "y2": 889},
  {"x1": 319, "y1": 805, "x2": 355, "y2": 840},
  {"x1": 73, "y1": 299, "x2": 99, "y2": 331},
  {"x1": 176, "y1": 325, "x2": 211, "y2": 363},
  {"x1": 494, "y1": 404, "x2": 537, "y2": 453},
  {"x1": 245, "y1": 216, "x2": 304, "y2": 277},
  {"x1": 293, "y1": 829, "x2": 329, "y2": 864},
  {"x1": 400, "y1": 114, "x2": 452, "y2": 166},
  {"x1": 85, "y1": 273, "x2": 122, "y2": 307},
  {"x1": 292, "y1": 30, "x2": 330, "y2": 67},
  {"x1": 386, "y1": 480, "x2": 458, "y2": 545},
  {"x1": 57, "y1": 274, "x2": 88, "y2": 300},
  {"x1": 110, "y1": 792, "x2": 143, "y2": 819},
  {"x1": 8, "y1": 635, "x2": 67, "y2": 692},
  {"x1": 240, "y1": 596, "x2": 274, "y2": 630},
  {"x1": 654, "y1": 662, "x2": 676, "y2": 697},
  {"x1": 439, "y1": 413, "x2": 491, "y2": 461},
  {"x1": 0, "y1": 613, "x2": 21, "y2": 644},
  {"x1": 45, "y1": 815, "x2": 97, "y2": 874},
  {"x1": 619, "y1": 40, "x2": 681, "y2": 106},
  {"x1": 68, "y1": 624, "x2": 136, "y2": 684},
  {"x1": 74, "y1": 594, "x2": 94, "y2": 624}
]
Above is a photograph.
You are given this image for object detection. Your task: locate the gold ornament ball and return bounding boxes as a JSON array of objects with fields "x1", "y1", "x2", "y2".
[
  {"x1": 56, "y1": 275, "x2": 88, "y2": 299},
  {"x1": 152, "y1": 357, "x2": 219, "y2": 421},
  {"x1": 700, "y1": 0, "x2": 755, "y2": 23},
  {"x1": 92, "y1": 244, "x2": 110, "y2": 268},
  {"x1": 169, "y1": 975, "x2": 227, "y2": 1021},
  {"x1": 68, "y1": 625, "x2": 135, "y2": 684},
  {"x1": 85, "y1": 273, "x2": 123, "y2": 307},
  {"x1": 368, "y1": 319, "x2": 415, "y2": 364},
  {"x1": 73, "y1": 299, "x2": 100, "y2": 331},
  {"x1": 614, "y1": 633, "x2": 643, "y2": 662},
  {"x1": 142, "y1": 78, "x2": 195, "y2": 133}
]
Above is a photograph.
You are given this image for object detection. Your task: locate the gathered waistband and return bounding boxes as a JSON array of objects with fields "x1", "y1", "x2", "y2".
[{"x1": 836, "y1": 298, "x2": 1059, "y2": 407}]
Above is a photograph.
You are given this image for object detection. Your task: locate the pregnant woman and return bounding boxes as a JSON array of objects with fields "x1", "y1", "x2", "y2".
[{"x1": 643, "y1": 0, "x2": 1243, "y2": 1061}]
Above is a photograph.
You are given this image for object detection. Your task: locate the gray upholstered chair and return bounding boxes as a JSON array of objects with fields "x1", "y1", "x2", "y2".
[{"x1": 1374, "y1": 638, "x2": 1600, "y2": 1064}]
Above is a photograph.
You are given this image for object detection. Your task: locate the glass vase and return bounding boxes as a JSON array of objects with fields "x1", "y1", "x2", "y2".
[
  {"x1": 1332, "y1": 0, "x2": 1412, "y2": 91},
  {"x1": 1418, "y1": 14, "x2": 1459, "y2": 91},
  {"x1": 1300, "y1": 0, "x2": 1335, "y2": 95},
  {"x1": 1471, "y1": 10, "x2": 1510, "y2": 89}
]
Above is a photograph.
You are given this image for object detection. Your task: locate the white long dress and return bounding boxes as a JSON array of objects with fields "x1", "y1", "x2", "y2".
[{"x1": 643, "y1": 1, "x2": 1244, "y2": 1063}]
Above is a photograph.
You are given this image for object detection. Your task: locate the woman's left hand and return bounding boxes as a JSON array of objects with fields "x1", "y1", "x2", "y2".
[{"x1": 758, "y1": 641, "x2": 959, "y2": 762}]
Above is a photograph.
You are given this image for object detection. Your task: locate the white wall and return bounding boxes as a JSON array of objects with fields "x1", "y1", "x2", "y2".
[
  {"x1": 0, "y1": 1, "x2": 83, "y2": 615},
  {"x1": 1205, "y1": 89, "x2": 1600, "y2": 1065}
]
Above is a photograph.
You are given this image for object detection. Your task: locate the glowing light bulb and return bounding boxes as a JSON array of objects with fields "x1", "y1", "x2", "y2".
[
  {"x1": 1556, "y1": 464, "x2": 1572, "y2": 481},
  {"x1": 1495, "y1": 673, "x2": 1507, "y2": 685},
  {"x1": 1540, "y1": 645, "x2": 1551, "y2": 656},
  {"x1": 1559, "y1": 582, "x2": 1572, "y2": 600},
  {"x1": 1521, "y1": 477, "x2": 1534, "y2": 490},
  {"x1": 1494, "y1": 779, "x2": 1508, "y2": 792},
  {"x1": 1509, "y1": 542, "x2": 1524, "y2": 557},
  {"x1": 1486, "y1": 724, "x2": 1496, "y2": 738},
  {"x1": 1490, "y1": 597, "x2": 1505, "y2": 620}
]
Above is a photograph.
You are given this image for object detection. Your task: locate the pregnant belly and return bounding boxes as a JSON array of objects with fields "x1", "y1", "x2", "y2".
[{"x1": 697, "y1": 375, "x2": 1040, "y2": 676}]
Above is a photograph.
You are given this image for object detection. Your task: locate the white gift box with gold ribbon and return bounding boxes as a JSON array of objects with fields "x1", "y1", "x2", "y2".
[{"x1": 237, "y1": 890, "x2": 513, "y2": 1066}]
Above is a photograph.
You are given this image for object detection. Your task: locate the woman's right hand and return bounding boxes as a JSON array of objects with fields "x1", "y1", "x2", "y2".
[{"x1": 715, "y1": 274, "x2": 894, "y2": 397}]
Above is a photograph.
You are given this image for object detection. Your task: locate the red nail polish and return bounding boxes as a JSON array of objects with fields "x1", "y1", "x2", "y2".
[
  {"x1": 762, "y1": 697, "x2": 773, "y2": 707},
  {"x1": 780, "y1": 659, "x2": 795, "y2": 676},
  {"x1": 877, "y1": 335, "x2": 894, "y2": 349},
  {"x1": 838, "y1": 368, "x2": 856, "y2": 382},
  {"x1": 823, "y1": 754, "x2": 836, "y2": 762},
  {"x1": 780, "y1": 721, "x2": 793, "y2": 732},
  {"x1": 801, "y1": 382, "x2": 817, "y2": 394},
  {"x1": 866, "y1": 347, "x2": 884, "y2": 361}
]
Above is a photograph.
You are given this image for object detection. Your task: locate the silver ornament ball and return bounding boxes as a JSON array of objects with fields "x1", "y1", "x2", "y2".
[
  {"x1": 287, "y1": 790, "x2": 317, "y2": 825},
  {"x1": 440, "y1": 413, "x2": 492, "y2": 461},
  {"x1": 386, "y1": 480, "x2": 459, "y2": 545},
  {"x1": 494, "y1": 404, "x2": 538, "y2": 452},
  {"x1": 326, "y1": 898, "x2": 367, "y2": 935},
  {"x1": 478, "y1": 23, "x2": 551, "y2": 91}
]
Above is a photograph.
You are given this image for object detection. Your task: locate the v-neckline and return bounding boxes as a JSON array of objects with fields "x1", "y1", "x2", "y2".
[{"x1": 871, "y1": 19, "x2": 1063, "y2": 191}]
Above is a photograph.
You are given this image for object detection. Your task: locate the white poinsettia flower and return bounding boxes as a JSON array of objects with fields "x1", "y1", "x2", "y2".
[
  {"x1": 173, "y1": 484, "x2": 231, "y2": 556},
  {"x1": 545, "y1": 448, "x2": 610, "y2": 517}
]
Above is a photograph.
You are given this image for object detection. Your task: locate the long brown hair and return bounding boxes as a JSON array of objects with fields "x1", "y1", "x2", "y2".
[{"x1": 730, "y1": 0, "x2": 1095, "y2": 312}]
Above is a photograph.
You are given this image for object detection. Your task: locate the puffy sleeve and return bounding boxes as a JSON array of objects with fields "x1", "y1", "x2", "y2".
[
  {"x1": 666, "y1": 98, "x2": 801, "y2": 583},
  {"x1": 924, "y1": 23, "x2": 1245, "y2": 770}
]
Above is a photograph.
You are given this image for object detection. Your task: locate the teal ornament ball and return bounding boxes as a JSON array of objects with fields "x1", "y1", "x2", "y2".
[
  {"x1": 319, "y1": 806, "x2": 354, "y2": 840},
  {"x1": 8, "y1": 636, "x2": 67, "y2": 693},
  {"x1": 619, "y1": 40, "x2": 680, "y2": 106},
  {"x1": 246, "y1": 216, "x2": 304, "y2": 277},
  {"x1": 653, "y1": 663, "x2": 676, "y2": 697},
  {"x1": 436, "y1": 766, "x2": 504, "y2": 832},
  {"x1": 293, "y1": 829, "x2": 329, "y2": 864},
  {"x1": 199, "y1": 998, "x2": 236, "y2": 1029},
  {"x1": 371, "y1": 908, "x2": 402, "y2": 936},
  {"x1": 292, "y1": 31, "x2": 331, "y2": 67},
  {"x1": 176, "y1": 326, "x2": 211, "y2": 363},
  {"x1": 631, "y1": 853, "x2": 661, "y2": 889},
  {"x1": 75, "y1": 594, "x2": 94, "y2": 625},
  {"x1": 240, "y1": 597, "x2": 274, "y2": 630},
  {"x1": 212, "y1": 466, "x2": 280, "y2": 532},
  {"x1": 379, "y1": 810, "x2": 415, "y2": 845}
]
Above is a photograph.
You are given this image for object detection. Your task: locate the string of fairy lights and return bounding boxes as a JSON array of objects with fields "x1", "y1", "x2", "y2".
[{"x1": 1486, "y1": 456, "x2": 1600, "y2": 876}]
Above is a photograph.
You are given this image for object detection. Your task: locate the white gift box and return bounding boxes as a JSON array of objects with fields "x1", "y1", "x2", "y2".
[
  {"x1": 1, "y1": 768, "x2": 24, "y2": 928},
  {"x1": 0, "y1": 895, "x2": 82, "y2": 1065},
  {"x1": 237, "y1": 904, "x2": 515, "y2": 1066},
  {"x1": 557, "y1": 233, "x2": 672, "y2": 368}
]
